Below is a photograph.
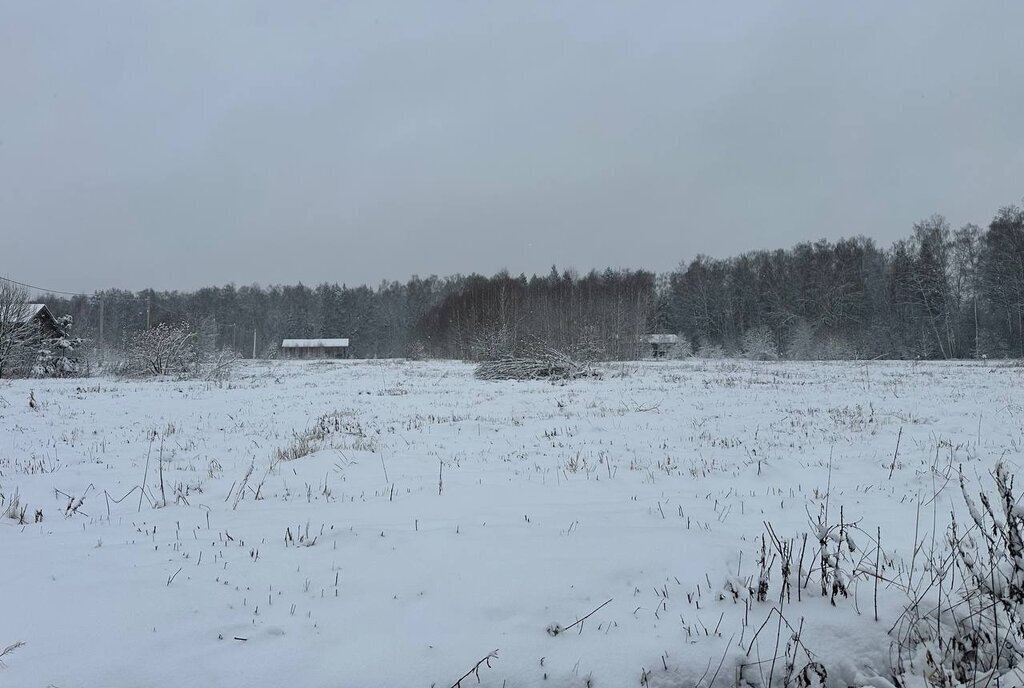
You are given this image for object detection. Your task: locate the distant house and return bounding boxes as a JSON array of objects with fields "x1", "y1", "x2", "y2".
[
  {"x1": 280, "y1": 338, "x2": 350, "y2": 359},
  {"x1": 644, "y1": 333, "x2": 679, "y2": 358},
  {"x1": 12, "y1": 304, "x2": 65, "y2": 340},
  {"x1": 0, "y1": 303, "x2": 68, "y2": 378}
]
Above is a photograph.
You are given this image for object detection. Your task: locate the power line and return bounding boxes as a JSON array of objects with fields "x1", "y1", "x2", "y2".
[
  {"x1": 0, "y1": 274, "x2": 147, "y2": 302},
  {"x1": 0, "y1": 274, "x2": 92, "y2": 297}
]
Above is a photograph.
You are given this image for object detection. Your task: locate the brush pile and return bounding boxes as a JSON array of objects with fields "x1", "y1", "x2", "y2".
[{"x1": 474, "y1": 347, "x2": 597, "y2": 381}]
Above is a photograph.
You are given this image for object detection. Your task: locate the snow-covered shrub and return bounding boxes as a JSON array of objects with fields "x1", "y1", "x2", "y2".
[
  {"x1": 732, "y1": 513, "x2": 878, "y2": 688},
  {"x1": 197, "y1": 347, "x2": 241, "y2": 382},
  {"x1": 407, "y1": 340, "x2": 428, "y2": 361},
  {"x1": 471, "y1": 325, "x2": 515, "y2": 361},
  {"x1": 119, "y1": 321, "x2": 239, "y2": 379},
  {"x1": 893, "y1": 462, "x2": 1024, "y2": 686},
  {"x1": 273, "y1": 410, "x2": 372, "y2": 462},
  {"x1": 786, "y1": 320, "x2": 816, "y2": 360},
  {"x1": 189, "y1": 317, "x2": 241, "y2": 381},
  {"x1": 742, "y1": 326, "x2": 779, "y2": 360},
  {"x1": 119, "y1": 322, "x2": 197, "y2": 377},
  {"x1": 261, "y1": 342, "x2": 279, "y2": 360},
  {"x1": 814, "y1": 336, "x2": 857, "y2": 360},
  {"x1": 696, "y1": 338, "x2": 727, "y2": 359},
  {"x1": 572, "y1": 329, "x2": 608, "y2": 364}
]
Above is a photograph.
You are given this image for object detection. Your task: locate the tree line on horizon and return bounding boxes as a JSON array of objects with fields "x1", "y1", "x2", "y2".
[{"x1": 38, "y1": 201, "x2": 1024, "y2": 361}]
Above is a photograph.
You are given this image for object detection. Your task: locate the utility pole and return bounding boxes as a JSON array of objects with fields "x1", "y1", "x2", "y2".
[
  {"x1": 146, "y1": 297, "x2": 151, "y2": 329},
  {"x1": 252, "y1": 328, "x2": 257, "y2": 359},
  {"x1": 98, "y1": 298, "x2": 104, "y2": 348}
]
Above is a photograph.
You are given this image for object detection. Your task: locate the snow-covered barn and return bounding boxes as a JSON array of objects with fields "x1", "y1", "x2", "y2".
[{"x1": 280, "y1": 338, "x2": 350, "y2": 359}]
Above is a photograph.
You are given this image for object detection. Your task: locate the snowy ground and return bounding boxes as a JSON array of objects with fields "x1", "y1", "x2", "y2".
[{"x1": 0, "y1": 359, "x2": 1021, "y2": 687}]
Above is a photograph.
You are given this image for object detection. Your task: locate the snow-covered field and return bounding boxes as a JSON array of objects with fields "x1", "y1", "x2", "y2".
[{"x1": 1, "y1": 359, "x2": 1021, "y2": 687}]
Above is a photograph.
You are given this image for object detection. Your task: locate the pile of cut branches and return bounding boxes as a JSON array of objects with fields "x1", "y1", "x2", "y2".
[{"x1": 474, "y1": 347, "x2": 597, "y2": 381}]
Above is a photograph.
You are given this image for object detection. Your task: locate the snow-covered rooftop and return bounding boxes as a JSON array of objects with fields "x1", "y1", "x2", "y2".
[
  {"x1": 2, "y1": 303, "x2": 47, "y2": 324},
  {"x1": 645, "y1": 333, "x2": 679, "y2": 344},
  {"x1": 280, "y1": 338, "x2": 350, "y2": 348}
]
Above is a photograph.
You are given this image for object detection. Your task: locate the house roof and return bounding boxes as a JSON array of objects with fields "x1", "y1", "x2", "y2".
[
  {"x1": 646, "y1": 334, "x2": 679, "y2": 344},
  {"x1": 3, "y1": 303, "x2": 51, "y2": 324},
  {"x1": 281, "y1": 338, "x2": 350, "y2": 348}
]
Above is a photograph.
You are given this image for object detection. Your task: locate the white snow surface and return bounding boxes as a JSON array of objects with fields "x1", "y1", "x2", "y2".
[{"x1": 0, "y1": 359, "x2": 1021, "y2": 687}]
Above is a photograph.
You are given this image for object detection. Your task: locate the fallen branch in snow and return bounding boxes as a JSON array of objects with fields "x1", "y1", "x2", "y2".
[
  {"x1": 448, "y1": 649, "x2": 498, "y2": 688},
  {"x1": 0, "y1": 641, "x2": 25, "y2": 668},
  {"x1": 547, "y1": 598, "x2": 613, "y2": 636}
]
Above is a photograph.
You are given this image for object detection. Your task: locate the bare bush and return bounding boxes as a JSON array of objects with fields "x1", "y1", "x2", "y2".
[
  {"x1": 814, "y1": 336, "x2": 858, "y2": 360},
  {"x1": 117, "y1": 321, "x2": 237, "y2": 380},
  {"x1": 197, "y1": 347, "x2": 241, "y2": 381},
  {"x1": 120, "y1": 322, "x2": 196, "y2": 377},
  {"x1": 470, "y1": 324, "x2": 516, "y2": 361},
  {"x1": 788, "y1": 322, "x2": 858, "y2": 361},
  {"x1": 696, "y1": 338, "x2": 727, "y2": 359},
  {"x1": 274, "y1": 411, "x2": 371, "y2": 462},
  {"x1": 893, "y1": 462, "x2": 1024, "y2": 685},
  {"x1": 743, "y1": 325, "x2": 779, "y2": 360},
  {"x1": 786, "y1": 320, "x2": 816, "y2": 360},
  {"x1": 407, "y1": 340, "x2": 428, "y2": 361}
]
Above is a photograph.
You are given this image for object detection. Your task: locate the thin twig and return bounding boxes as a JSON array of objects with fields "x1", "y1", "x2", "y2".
[
  {"x1": 449, "y1": 649, "x2": 499, "y2": 688},
  {"x1": 557, "y1": 598, "x2": 614, "y2": 636}
]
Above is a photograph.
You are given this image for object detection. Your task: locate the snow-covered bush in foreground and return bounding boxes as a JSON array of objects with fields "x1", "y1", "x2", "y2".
[
  {"x1": 735, "y1": 461, "x2": 1024, "y2": 688},
  {"x1": 892, "y1": 462, "x2": 1024, "y2": 686}
]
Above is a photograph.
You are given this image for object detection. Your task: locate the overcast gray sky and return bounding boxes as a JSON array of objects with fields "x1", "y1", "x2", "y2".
[{"x1": 2, "y1": 2, "x2": 1023, "y2": 293}]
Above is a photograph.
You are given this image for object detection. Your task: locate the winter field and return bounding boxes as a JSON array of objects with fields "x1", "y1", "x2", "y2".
[{"x1": 1, "y1": 359, "x2": 1022, "y2": 687}]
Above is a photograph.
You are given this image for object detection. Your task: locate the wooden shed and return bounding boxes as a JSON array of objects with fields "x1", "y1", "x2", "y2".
[
  {"x1": 644, "y1": 333, "x2": 679, "y2": 358},
  {"x1": 280, "y1": 338, "x2": 350, "y2": 359}
]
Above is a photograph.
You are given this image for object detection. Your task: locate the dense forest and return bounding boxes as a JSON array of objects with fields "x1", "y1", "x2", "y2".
[{"x1": 40, "y1": 203, "x2": 1024, "y2": 361}]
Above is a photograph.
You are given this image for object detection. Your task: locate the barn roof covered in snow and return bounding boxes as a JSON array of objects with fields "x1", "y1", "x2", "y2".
[{"x1": 281, "y1": 338, "x2": 350, "y2": 348}]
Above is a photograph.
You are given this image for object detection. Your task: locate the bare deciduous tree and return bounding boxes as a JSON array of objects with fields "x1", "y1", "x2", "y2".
[{"x1": 0, "y1": 282, "x2": 40, "y2": 378}]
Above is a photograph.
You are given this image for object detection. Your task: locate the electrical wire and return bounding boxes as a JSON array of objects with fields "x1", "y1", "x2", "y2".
[{"x1": 0, "y1": 274, "x2": 147, "y2": 301}]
